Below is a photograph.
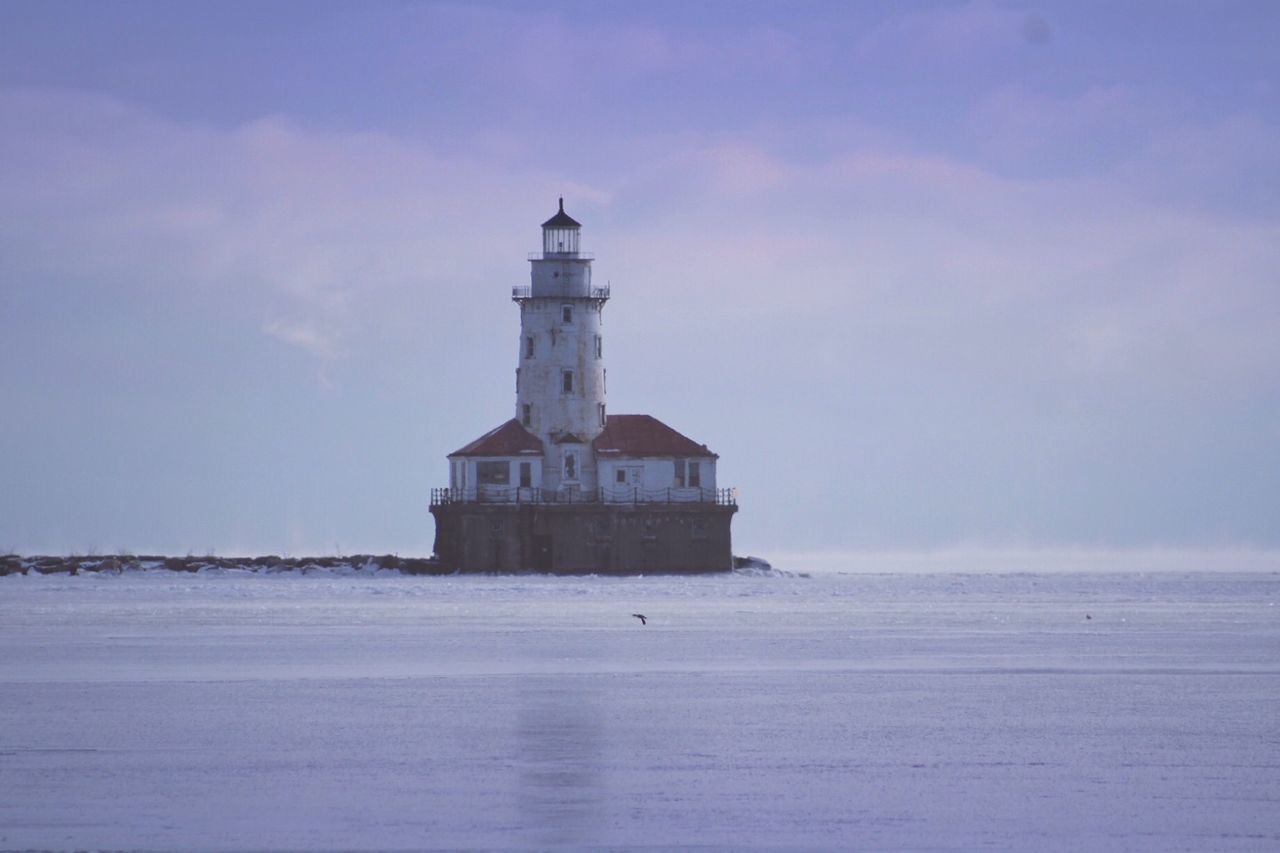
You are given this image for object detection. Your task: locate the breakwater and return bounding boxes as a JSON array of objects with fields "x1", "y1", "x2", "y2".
[{"x1": 0, "y1": 554, "x2": 446, "y2": 577}]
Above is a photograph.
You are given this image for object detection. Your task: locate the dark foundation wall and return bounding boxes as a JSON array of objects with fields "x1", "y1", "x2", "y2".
[{"x1": 430, "y1": 503, "x2": 736, "y2": 574}]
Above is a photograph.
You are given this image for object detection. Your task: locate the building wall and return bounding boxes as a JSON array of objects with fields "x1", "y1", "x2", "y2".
[
  {"x1": 597, "y1": 455, "x2": 718, "y2": 499},
  {"x1": 430, "y1": 503, "x2": 736, "y2": 574}
]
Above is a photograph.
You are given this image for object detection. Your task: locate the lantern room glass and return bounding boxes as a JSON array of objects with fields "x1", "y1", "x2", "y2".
[{"x1": 543, "y1": 226, "x2": 579, "y2": 256}]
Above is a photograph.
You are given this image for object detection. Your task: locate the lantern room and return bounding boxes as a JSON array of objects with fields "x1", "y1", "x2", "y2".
[{"x1": 541, "y1": 197, "x2": 581, "y2": 256}]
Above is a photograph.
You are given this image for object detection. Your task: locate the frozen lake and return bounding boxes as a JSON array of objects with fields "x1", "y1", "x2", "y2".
[{"x1": 2, "y1": 568, "x2": 1277, "y2": 849}]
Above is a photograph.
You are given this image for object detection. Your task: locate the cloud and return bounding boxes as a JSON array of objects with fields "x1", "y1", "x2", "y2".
[
  {"x1": 0, "y1": 88, "x2": 611, "y2": 364},
  {"x1": 385, "y1": 4, "x2": 804, "y2": 111},
  {"x1": 852, "y1": 1, "x2": 1032, "y2": 65},
  {"x1": 593, "y1": 131, "x2": 1280, "y2": 424},
  {"x1": 1119, "y1": 114, "x2": 1280, "y2": 218},
  {"x1": 6, "y1": 82, "x2": 1277, "y2": 409},
  {"x1": 1020, "y1": 13, "x2": 1053, "y2": 46},
  {"x1": 263, "y1": 317, "x2": 342, "y2": 361},
  {"x1": 972, "y1": 83, "x2": 1143, "y2": 170}
]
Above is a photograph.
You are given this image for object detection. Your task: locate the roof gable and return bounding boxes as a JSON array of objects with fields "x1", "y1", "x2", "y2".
[
  {"x1": 450, "y1": 419, "x2": 544, "y2": 457},
  {"x1": 593, "y1": 414, "x2": 717, "y2": 458}
]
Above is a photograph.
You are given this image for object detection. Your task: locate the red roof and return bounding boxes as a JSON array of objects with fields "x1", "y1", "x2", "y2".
[
  {"x1": 450, "y1": 419, "x2": 544, "y2": 457},
  {"x1": 593, "y1": 414, "x2": 717, "y2": 458}
]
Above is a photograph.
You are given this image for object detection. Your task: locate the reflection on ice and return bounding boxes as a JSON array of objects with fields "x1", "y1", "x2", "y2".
[{"x1": 516, "y1": 683, "x2": 604, "y2": 846}]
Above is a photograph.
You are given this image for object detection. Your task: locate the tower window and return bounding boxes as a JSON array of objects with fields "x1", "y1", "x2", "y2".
[
  {"x1": 561, "y1": 305, "x2": 573, "y2": 324},
  {"x1": 515, "y1": 368, "x2": 520, "y2": 393},
  {"x1": 522, "y1": 403, "x2": 531, "y2": 427},
  {"x1": 562, "y1": 370, "x2": 574, "y2": 394},
  {"x1": 594, "y1": 335, "x2": 602, "y2": 358},
  {"x1": 598, "y1": 402, "x2": 606, "y2": 426},
  {"x1": 525, "y1": 336, "x2": 534, "y2": 358}
]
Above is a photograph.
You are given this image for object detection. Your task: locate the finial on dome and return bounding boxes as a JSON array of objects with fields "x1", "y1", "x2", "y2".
[{"x1": 541, "y1": 198, "x2": 581, "y2": 229}]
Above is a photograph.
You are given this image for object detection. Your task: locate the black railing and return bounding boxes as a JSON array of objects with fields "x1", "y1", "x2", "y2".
[
  {"x1": 511, "y1": 284, "x2": 610, "y2": 301},
  {"x1": 527, "y1": 252, "x2": 595, "y2": 261},
  {"x1": 430, "y1": 486, "x2": 736, "y2": 508}
]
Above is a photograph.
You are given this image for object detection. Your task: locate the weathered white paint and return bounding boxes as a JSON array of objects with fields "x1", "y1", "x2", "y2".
[
  {"x1": 596, "y1": 456, "x2": 717, "y2": 502},
  {"x1": 515, "y1": 214, "x2": 607, "y2": 493}
]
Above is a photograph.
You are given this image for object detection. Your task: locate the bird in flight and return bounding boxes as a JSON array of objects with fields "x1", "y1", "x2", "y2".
[{"x1": 632, "y1": 613, "x2": 647, "y2": 626}]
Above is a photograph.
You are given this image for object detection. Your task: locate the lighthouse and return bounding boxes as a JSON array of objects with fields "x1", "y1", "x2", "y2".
[
  {"x1": 516, "y1": 198, "x2": 609, "y2": 494},
  {"x1": 430, "y1": 200, "x2": 737, "y2": 573}
]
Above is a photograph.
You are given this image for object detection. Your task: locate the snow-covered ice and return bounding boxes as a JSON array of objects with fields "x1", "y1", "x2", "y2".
[{"x1": 1, "y1": 568, "x2": 1277, "y2": 849}]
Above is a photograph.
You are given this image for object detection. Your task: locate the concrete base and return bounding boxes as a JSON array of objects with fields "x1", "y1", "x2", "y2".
[{"x1": 429, "y1": 503, "x2": 737, "y2": 574}]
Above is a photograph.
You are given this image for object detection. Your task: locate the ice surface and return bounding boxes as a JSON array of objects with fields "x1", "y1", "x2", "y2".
[{"x1": 1, "y1": 569, "x2": 1277, "y2": 849}]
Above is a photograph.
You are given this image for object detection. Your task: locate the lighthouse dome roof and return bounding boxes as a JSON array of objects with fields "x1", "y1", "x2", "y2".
[{"x1": 541, "y1": 197, "x2": 581, "y2": 229}]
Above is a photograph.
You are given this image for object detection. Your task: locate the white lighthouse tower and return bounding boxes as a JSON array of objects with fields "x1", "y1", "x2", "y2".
[{"x1": 514, "y1": 198, "x2": 609, "y2": 495}]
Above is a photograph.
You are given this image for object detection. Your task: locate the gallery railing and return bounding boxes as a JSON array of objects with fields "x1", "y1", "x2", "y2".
[
  {"x1": 511, "y1": 284, "x2": 610, "y2": 301},
  {"x1": 526, "y1": 252, "x2": 595, "y2": 261},
  {"x1": 430, "y1": 486, "x2": 736, "y2": 507}
]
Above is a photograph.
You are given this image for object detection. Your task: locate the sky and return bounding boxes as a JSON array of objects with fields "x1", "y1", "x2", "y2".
[{"x1": 2, "y1": 0, "x2": 1278, "y2": 559}]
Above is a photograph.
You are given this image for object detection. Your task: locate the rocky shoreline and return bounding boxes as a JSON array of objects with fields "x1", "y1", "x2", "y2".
[
  {"x1": 0, "y1": 554, "x2": 448, "y2": 577},
  {"x1": 2, "y1": 553, "x2": 771, "y2": 577}
]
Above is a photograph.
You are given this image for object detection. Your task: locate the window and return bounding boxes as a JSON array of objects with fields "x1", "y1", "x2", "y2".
[
  {"x1": 525, "y1": 336, "x2": 534, "y2": 358},
  {"x1": 594, "y1": 335, "x2": 602, "y2": 358},
  {"x1": 674, "y1": 460, "x2": 701, "y2": 488},
  {"x1": 563, "y1": 451, "x2": 578, "y2": 481},
  {"x1": 476, "y1": 461, "x2": 509, "y2": 485},
  {"x1": 561, "y1": 304, "x2": 573, "y2": 324},
  {"x1": 519, "y1": 462, "x2": 532, "y2": 488},
  {"x1": 616, "y1": 469, "x2": 627, "y2": 484},
  {"x1": 515, "y1": 368, "x2": 520, "y2": 393},
  {"x1": 598, "y1": 402, "x2": 606, "y2": 426},
  {"x1": 522, "y1": 403, "x2": 531, "y2": 427},
  {"x1": 562, "y1": 370, "x2": 574, "y2": 394}
]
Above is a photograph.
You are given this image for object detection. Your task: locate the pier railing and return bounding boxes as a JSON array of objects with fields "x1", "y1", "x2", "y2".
[{"x1": 430, "y1": 486, "x2": 736, "y2": 508}]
